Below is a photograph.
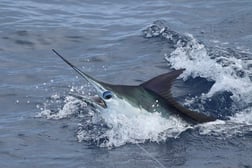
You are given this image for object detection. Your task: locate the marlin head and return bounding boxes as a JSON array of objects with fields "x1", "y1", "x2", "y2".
[
  {"x1": 52, "y1": 49, "x2": 216, "y2": 124},
  {"x1": 52, "y1": 49, "x2": 113, "y2": 109}
]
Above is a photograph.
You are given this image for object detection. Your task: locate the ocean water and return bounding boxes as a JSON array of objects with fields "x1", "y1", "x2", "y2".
[{"x1": 1, "y1": 0, "x2": 252, "y2": 168}]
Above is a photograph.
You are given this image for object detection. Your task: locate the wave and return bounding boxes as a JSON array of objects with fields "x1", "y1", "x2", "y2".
[
  {"x1": 144, "y1": 20, "x2": 252, "y2": 112},
  {"x1": 38, "y1": 20, "x2": 252, "y2": 147}
]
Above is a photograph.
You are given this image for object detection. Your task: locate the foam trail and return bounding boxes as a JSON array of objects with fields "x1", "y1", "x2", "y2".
[
  {"x1": 143, "y1": 20, "x2": 252, "y2": 105},
  {"x1": 142, "y1": 20, "x2": 252, "y2": 138},
  {"x1": 167, "y1": 37, "x2": 252, "y2": 104}
]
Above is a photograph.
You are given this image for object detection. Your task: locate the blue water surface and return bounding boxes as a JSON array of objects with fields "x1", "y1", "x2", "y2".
[{"x1": 0, "y1": 1, "x2": 252, "y2": 168}]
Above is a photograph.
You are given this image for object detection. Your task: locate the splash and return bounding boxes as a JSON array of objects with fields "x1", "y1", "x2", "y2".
[
  {"x1": 197, "y1": 107, "x2": 252, "y2": 137},
  {"x1": 38, "y1": 20, "x2": 252, "y2": 147},
  {"x1": 143, "y1": 20, "x2": 252, "y2": 138},
  {"x1": 77, "y1": 98, "x2": 190, "y2": 147},
  {"x1": 38, "y1": 86, "x2": 190, "y2": 147},
  {"x1": 143, "y1": 20, "x2": 252, "y2": 105},
  {"x1": 37, "y1": 95, "x2": 88, "y2": 119},
  {"x1": 167, "y1": 36, "x2": 252, "y2": 105}
]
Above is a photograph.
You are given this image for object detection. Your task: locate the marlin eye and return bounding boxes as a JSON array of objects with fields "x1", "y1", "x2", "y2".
[{"x1": 102, "y1": 91, "x2": 113, "y2": 100}]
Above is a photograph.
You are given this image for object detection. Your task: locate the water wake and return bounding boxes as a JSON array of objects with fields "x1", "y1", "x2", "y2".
[
  {"x1": 38, "y1": 20, "x2": 252, "y2": 147},
  {"x1": 143, "y1": 20, "x2": 252, "y2": 137}
]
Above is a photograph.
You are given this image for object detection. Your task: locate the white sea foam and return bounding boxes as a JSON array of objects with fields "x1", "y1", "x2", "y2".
[
  {"x1": 77, "y1": 96, "x2": 190, "y2": 147},
  {"x1": 38, "y1": 36, "x2": 252, "y2": 146},
  {"x1": 38, "y1": 23, "x2": 252, "y2": 147},
  {"x1": 38, "y1": 95, "x2": 87, "y2": 119},
  {"x1": 197, "y1": 107, "x2": 252, "y2": 137},
  {"x1": 164, "y1": 32, "x2": 252, "y2": 137},
  {"x1": 38, "y1": 90, "x2": 252, "y2": 147},
  {"x1": 38, "y1": 88, "x2": 190, "y2": 147},
  {"x1": 166, "y1": 34, "x2": 252, "y2": 105}
]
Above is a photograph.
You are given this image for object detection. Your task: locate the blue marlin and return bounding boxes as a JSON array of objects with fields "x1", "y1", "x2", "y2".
[{"x1": 52, "y1": 49, "x2": 215, "y2": 124}]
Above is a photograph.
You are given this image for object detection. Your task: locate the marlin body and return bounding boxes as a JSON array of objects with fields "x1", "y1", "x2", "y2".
[{"x1": 52, "y1": 49, "x2": 216, "y2": 124}]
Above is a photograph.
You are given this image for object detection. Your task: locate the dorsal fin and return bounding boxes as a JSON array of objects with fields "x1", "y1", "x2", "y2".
[
  {"x1": 141, "y1": 69, "x2": 184, "y2": 98},
  {"x1": 141, "y1": 69, "x2": 215, "y2": 123}
]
